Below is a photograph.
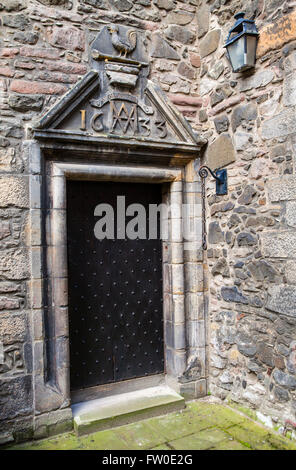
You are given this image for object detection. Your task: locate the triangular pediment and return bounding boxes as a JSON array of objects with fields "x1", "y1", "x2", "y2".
[
  {"x1": 34, "y1": 26, "x2": 206, "y2": 153},
  {"x1": 34, "y1": 72, "x2": 205, "y2": 152}
]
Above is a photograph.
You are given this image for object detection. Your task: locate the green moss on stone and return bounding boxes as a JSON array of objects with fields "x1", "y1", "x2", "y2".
[{"x1": 5, "y1": 400, "x2": 296, "y2": 451}]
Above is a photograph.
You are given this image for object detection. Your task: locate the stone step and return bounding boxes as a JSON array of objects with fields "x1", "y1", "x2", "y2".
[{"x1": 72, "y1": 385, "x2": 185, "y2": 436}]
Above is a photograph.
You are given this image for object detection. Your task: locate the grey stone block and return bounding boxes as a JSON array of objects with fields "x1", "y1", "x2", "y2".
[
  {"x1": 34, "y1": 408, "x2": 73, "y2": 439},
  {"x1": 151, "y1": 33, "x2": 180, "y2": 59},
  {"x1": 47, "y1": 245, "x2": 68, "y2": 278},
  {"x1": 261, "y1": 231, "x2": 296, "y2": 257},
  {"x1": 0, "y1": 176, "x2": 29, "y2": 209},
  {"x1": 199, "y1": 29, "x2": 221, "y2": 58},
  {"x1": 162, "y1": 241, "x2": 170, "y2": 264},
  {"x1": 26, "y1": 141, "x2": 42, "y2": 175},
  {"x1": 205, "y1": 133, "x2": 236, "y2": 171},
  {"x1": 29, "y1": 175, "x2": 42, "y2": 209},
  {"x1": 47, "y1": 209, "x2": 67, "y2": 246},
  {"x1": 33, "y1": 310, "x2": 44, "y2": 341},
  {"x1": 173, "y1": 350, "x2": 187, "y2": 376},
  {"x1": 184, "y1": 182, "x2": 201, "y2": 193},
  {"x1": 284, "y1": 260, "x2": 296, "y2": 284},
  {"x1": 231, "y1": 103, "x2": 257, "y2": 132},
  {"x1": 195, "y1": 379, "x2": 207, "y2": 398},
  {"x1": 170, "y1": 181, "x2": 183, "y2": 192},
  {"x1": 267, "y1": 175, "x2": 296, "y2": 202},
  {"x1": 52, "y1": 277, "x2": 68, "y2": 307},
  {"x1": 286, "y1": 201, "x2": 296, "y2": 227},
  {"x1": 171, "y1": 242, "x2": 183, "y2": 264},
  {"x1": 165, "y1": 321, "x2": 186, "y2": 350},
  {"x1": 240, "y1": 70, "x2": 274, "y2": 92},
  {"x1": 171, "y1": 217, "x2": 182, "y2": 242},
  {"x1": 0, "y1": 313, "x2": 28, "y2": 344},
  {"x1": 55, "y1": 306, "x2": 69, "y2": 337},
  {"x1": 170, "y1": 190, "x2": 183, "y2": 206},
  {"x1": 164, "y1": 25, "x2": 195, "y2": 45},
  {"x1": 183, "y1": 242, "x2": 203, "y2": 262},
  {"x1": 184, "y1": 263, "x2": 203, "y2": 293},
  {"x1": 163, "y1": 292, "x2": 173, "y2": 322},
  {"x1": 185, "y1": 349, "x2": 206, "y2": 379},
  {"x1": 0, "y1": 375, "x2": 33, "y2": 421},
  {"x1": 185, "y1": 292, "x2": 205, "y2": 321},
  {"x1": 273, "y1": 369, "x2": 296, "y2": 390},
  {"x1": 31, "y1": 246, "x2": 42, "y2": 279},
  {"x1": 30, "y1": 210, "x2": 42, "y2": 246},
  {"x1": 172, "y1": 294, "x2": 185, "y2": 323},
  {"x1": 266, "y1": 284, "x2": 296, "y2": 317},
  {"x1": 0, "y1": 432, "x2": 14, "y2": 445},
  {"x1": 51, "y1": 176, "x2": 66, "y2": 209},
  {"x1": 208, "y1": 221, "x2": 224, "y2": 244},
  {"x1": 30, "y1": 279, "x2": 43, "y2": 309},
  {"x1": 174, "y1": 323, "x2": 186, "y2": 350},
  {"x1": 262, "y1": 106, "x2": 296, "y2": 139},
  {"x1": 183, "y1": 217, "x2": 202, "y2": 243},
  {"x1": 35, "y1": 375, "x2": 64, "y2": 414},
  {"x1": 163, "y1": 263, "x2": 171, "y2": 294},
  {"x1": 186, "y1": 320, "x2": 205, "y2": 348},
  {"x1": 283, "y1": 74, "x2": 296, "y2": 106},
  {"x1": 183, "y1": 193, "x2": 202, "y2": 215},
  {"x1": 0, "y1": 248, "x2": 30, "y2": 280},
  {"x1": 165, "y1": 347, "x2": 175, "y2": 376},
  {"x1": 179, "y1": 381, "x2": 196, "y2": 399},
  {"x1": 171, "y1": 264, "x2": 184, "y2": 294},
  {"x1": 33, "y1": 341, "x2": 44, "y2": 375}
]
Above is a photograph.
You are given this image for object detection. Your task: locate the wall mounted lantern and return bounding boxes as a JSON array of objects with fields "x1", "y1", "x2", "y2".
[{"x1": 224, "y1": 12, "x2": 259, "y2": 73}]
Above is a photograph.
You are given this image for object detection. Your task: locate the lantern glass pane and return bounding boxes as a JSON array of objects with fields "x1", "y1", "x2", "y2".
[
  {"x1": 246, "y1": 35, "x2": 257, "y2": 67},
  {"x1": 227, "y1": 36, "x2": 245, "y2": 72}
]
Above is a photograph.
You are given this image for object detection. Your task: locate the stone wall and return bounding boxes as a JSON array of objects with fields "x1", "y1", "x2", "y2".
[
  {"x1": 0, "y1": 0, "x2": 296, "y2": 442},
  {"x1": 199, "y1": 1, "x2": 296, "y2": 435}
]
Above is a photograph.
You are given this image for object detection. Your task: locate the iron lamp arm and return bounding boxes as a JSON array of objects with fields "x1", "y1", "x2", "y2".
[{"x1": 199, "y1": 165, "x2": 224, "y2": 183}]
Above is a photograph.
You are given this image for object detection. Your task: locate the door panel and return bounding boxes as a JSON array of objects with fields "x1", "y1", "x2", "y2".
[{"x1": 67, "y1": 180, "x2": 164, "y2": 391}]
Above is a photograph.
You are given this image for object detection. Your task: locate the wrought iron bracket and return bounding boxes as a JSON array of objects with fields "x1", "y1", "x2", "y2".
[
  {"x1": 198, "y1": 165, "x2": 228, "y2": 250},
  {"x1": 199, "y1": 166, "x2": 228, "y2": 196}
]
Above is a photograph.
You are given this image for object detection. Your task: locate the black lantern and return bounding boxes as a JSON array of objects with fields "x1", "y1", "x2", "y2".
[{"x1": 224, "y1": 12, "x2": 259, "y2": 73}]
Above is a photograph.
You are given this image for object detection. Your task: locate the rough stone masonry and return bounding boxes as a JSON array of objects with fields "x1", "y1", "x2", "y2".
[{"x1": 1, "y1": 0, "x2": 296, "y2": 444}]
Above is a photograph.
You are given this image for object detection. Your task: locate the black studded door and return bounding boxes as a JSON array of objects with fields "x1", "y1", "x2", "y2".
[{"x1": 67, "y1": 180, "x2": 164, "y2": 392}]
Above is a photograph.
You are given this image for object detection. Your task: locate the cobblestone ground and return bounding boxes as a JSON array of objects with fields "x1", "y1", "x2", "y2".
[{"x1": 5, "y1": 401, "x2": 296, "y2": 451}]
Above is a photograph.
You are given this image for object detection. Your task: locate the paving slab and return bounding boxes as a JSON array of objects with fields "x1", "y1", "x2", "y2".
[
  {"x1": 146, "y1": 408, "x2": 214, "y2": 441},
  {"x1": 168, "y1": 428, "x2": 231, "y2": 450}
]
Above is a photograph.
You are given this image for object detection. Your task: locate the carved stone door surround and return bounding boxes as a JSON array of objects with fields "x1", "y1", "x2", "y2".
[{"x1": 26, "y1": 24, "x2": 208, "y2": 419}]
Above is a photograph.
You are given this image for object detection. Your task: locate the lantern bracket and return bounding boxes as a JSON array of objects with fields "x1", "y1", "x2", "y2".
[
  {"x1": 225, "y1": 12, "x2": 258, "y2": 46},
  {"x1": 199, "y1": 166, "x2": 228, "y2": 196}
]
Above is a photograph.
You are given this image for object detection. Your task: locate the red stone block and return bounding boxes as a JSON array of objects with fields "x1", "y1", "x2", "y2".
[
  {"x1": 44, "y1": 61, "x2": 87, "y2": 75},
  {"x1": 190, "y1": 53, "x2": 201, "y2": 68},
  {"x1": 14, "y1": 61, "x2": 36, "y2": 70},
  {"x1": 0, "y1": 67, "x2": 14, "y2": 78},
  {"x1": 208, "y1": 95, "x2": 245, "y2": 116},
  {"x1": 20, "y1": 47, "x2": 60, "y2": 60},
  {"x1": 10, "y1": 79, "x2": 67, "y2": 95},
  {"x1": 168, "y1": 94, "x2": 203, "y2": 107},
  {"x1": 46, "y1": 26, "x2": 85, "y2": 52},
  {"x1": 0, "y1": 48, "x2": 19, "y2": 58}
]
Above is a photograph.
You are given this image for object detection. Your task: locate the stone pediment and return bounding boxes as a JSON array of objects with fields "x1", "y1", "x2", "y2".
[{"x1": 34, "y1": 25, "x2": 206, "y2": 153}]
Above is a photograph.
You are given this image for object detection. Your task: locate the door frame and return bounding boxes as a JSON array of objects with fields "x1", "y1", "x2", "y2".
[
  {"x1": 66, "y1": 176, "x2": 173, "y2": 397},
  {"x1": 28, "y1": 141, "x2": 207, "y2": 419}
]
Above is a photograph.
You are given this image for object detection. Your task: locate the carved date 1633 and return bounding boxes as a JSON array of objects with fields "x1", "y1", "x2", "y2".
[{"x1": 79, "y1": 106, "x2": 167, "y2": 139}]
